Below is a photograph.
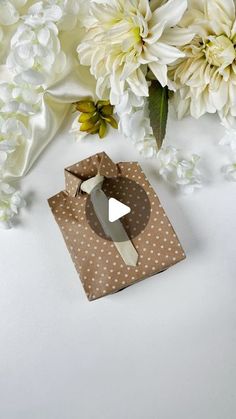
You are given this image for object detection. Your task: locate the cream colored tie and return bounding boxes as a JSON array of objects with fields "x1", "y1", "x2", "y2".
[{"x1": 80, "y1": 174, "x2": 138, "y2": 267}]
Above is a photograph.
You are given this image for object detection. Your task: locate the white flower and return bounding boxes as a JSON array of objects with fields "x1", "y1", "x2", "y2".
[
  {"x1": 7, "y1": 17, "x2": 66, "y2": 84},
  {"x1": 24, "y1": 0, "x2": 80, "y2": 31},
  {"x1": 48, "y1": 0, "x2": 80, "y2": 30},
  {"x1": 156, "y1": 146, "x2": 178, "y2": 180},
  {"x1": 222, "y1": 163, "x2": 236, "y2": 182},
  {"x1": 77, "y1": 0, "x2": 192, "y2": 103},
  {"x1": 0, "y1": 0, "x2": 27, "y2": 26},
  {"x1": 0, "y1": 81, "x2": 41, "y2": 116},
  {"x1": 219, "y1": 127, "x2": 236, "y2": 153},
  {"x1": 120, "y1": 111, "x2": 157, "y2": 158},
  {"x1": 0, "y1": 117, "x2": 29, "y2": 172},
  {"x1": 175, "y1": 155, "x2": 202, "y2": 194},
  {"x1": 23, "y1": 1, "x2": 63, "y2": 26},
  {"x1": 116, "y1": 90, "x2": 157, "y2": 157},
  {"x1": 0, "y1": 181, "x2": 25, "y2": 229},
  {"x1": 0, "y1": 0, "x2": 28, "y2": 61},
  {"x1": 115, "y1": 89, "x2": 144, "y2": 115},
  {"x1": 157, "y1": 146, "x2": 202, "y2": 193},
  {"x1": 170, "y1": 0, "x2": 236, "y2": 120}
]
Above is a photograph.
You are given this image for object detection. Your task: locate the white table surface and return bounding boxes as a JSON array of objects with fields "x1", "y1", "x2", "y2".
[{"x1": 0, "y1": 112, "x2": 236, "y2": 419}]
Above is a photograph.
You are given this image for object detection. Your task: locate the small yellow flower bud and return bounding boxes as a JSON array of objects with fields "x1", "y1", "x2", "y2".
[
  {"x1": 73, "y1": 98, "x2": 118, "y2": 139},
  {"x1": 88, "y1": 124, "x2": 100, "y2": 135},
  {"x1": 75, "y1": 100, "x2": 96, "y2": 113},
  {"x1": 103, "y1": 115, "x2": 118, "y2": 129},
  {"x1": 99, "y1": 119, "x2": 107, "y2": 138},
  {"x1": 96, "y1": 100, "x2": 110, "y2": 109},
  {"x1": 80, "y1": 120, "x2": 96, "y2": 131},
  {"x1": 100, "y1": 104, "x2": 114, "y2": 116},
  {"x1": 78, "y1": 112, "x2": 96, "y2": 122},
  {"x1": 88, "y1": 113, "x2": 100, "y2": 124}
]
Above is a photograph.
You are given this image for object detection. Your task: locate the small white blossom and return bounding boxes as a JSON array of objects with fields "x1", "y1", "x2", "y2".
[
  {"x1": 157, "y1": 146, "x2": 203, "y2": 193},
  {"x1": 23, "y1": 1, "x2": 63, "y2": 26},
  {"x1": 0, "y1": 181, "x2": 25, "y2": 229},
  {"x1": 0, "y1": 0, "x2": 28, "y2": 61},
  {"x1": 175, "y1": 155, "x2": 202, "y2": 194},
  {"x1": 219, "y1": 127, "x2": 236, "y2": 153},
  {"x1": 7, "y1": 17, "x2": 66, "y2": 84},
  {"x1": 0, "y1": 0, "x2": 27, "y2": 26},
  {"x1": 116, "y1": 90, "x2": 158, "y2": 158},
  {"x1": 0, "y1": 117, "x2": 29, "y2": 172},
  {"x1": 24, "y1": 0, "x2": 80, "y2": 31},
  {"x1": 48, "y1": 0, "x2": 80, "y2": 30},
  {"x1": 222, "y1": 163, "x2": 236, "y2": 182},
  {"x1": 156, "y1": 146, "x2": 178, "y2": 180},
  {"x1": 0, "y1": 82, "x2": 41, "y2": 116},
  {"x1": 115, "y1": 89, "x2": 144, "y2": 114}
]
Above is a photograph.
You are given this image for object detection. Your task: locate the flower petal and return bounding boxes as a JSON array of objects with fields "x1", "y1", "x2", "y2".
[{"x1": 150, "y1": 0, "x2": 187, "y2": 29}]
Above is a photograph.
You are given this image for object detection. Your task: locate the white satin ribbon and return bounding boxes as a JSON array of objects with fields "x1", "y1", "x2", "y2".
[
  {"x1": 1, "y1": 62, "x2": 97, "y2": 178},
  {"x1": 80, "y1": 174, "x2": 138, "y2": 267}
]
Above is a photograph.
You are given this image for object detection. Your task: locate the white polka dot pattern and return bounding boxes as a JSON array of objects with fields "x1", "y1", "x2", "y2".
[{"x1": 48, "y1": 152, "x2": 186, "y2": 301}]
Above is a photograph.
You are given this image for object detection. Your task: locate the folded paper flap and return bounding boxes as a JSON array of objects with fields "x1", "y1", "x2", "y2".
[
  {"x1": 98, "y1": 153, "x2": 118, "y2": 177},
  {"x1": 65, "y1": 152, "x2": 119, "y2": 196},
  {"x1": 65, "y1": 170, "x2": 82, "y2": 197}
]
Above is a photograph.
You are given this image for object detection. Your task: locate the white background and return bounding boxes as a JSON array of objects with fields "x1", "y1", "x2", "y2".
[{"x1": 0, "y1": 112, "x2": 236, "y2": 419}]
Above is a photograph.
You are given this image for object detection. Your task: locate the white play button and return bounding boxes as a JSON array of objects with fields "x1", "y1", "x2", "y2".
[{"x1": 108, "y1": 198, "x2": 131, "y2": 222}]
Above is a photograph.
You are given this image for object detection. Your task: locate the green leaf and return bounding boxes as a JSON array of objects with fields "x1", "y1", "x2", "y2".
[{"x1": 148, "y1": 80, "x2": 168, "y2": 150}]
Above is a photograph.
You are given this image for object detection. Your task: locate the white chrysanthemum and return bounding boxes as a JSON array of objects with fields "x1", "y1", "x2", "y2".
[
  {"x1": 170, "y1": 0, "x2": 236, "y2": 120},
  {"x1": 0, "y1": 181, "x2": 25, "y2": 229},
  {"x1": 115, "y1": 90, "x2": 157, "y2": 157},
  {"x1": 77, "y1": 0, "x2": 192, "y2": 103},
  {"x1": 157, "y1": 146, "x2": 202, "y2": 193},
  {"x1": 0, "y1": 117, "x2": 29, "y2": 172},
  {"x1": 0, "y1": 82, "x2": 41, "y2": 116},
  {"x1": 7, "y1": 13, "x2": 66, "y2": 84},
  {"x1": 222, "y1": 163, "x2": 236, "y2": 181}
]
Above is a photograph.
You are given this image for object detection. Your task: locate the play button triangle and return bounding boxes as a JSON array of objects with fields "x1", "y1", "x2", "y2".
[{"x1": 108, "y1": 198, "x2": 131, "y2": 223}]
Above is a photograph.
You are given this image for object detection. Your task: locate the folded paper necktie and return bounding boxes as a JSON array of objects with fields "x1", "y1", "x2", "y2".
[
  {"x1": 80, "y1": 174, "x2": 139, "y2": 267},
  {"x1": 48, "y1": 152, "x2": 186, "y2": 301}
]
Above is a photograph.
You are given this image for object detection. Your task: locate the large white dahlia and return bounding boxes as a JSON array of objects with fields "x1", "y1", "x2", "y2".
[
  {"x1": 77, "y1": 0, "x2": 192, "y2": 103},
  {"x1": 170, "y1": 0, "x2": 236, "y2": 121}
]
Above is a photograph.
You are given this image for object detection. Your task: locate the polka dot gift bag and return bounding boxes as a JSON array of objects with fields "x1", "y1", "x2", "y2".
[{"x1": 48, "y1": 152, "x2": 185, "y2": 301}]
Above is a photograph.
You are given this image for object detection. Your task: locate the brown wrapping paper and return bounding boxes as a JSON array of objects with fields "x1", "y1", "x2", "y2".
[{"x1": 48, "y1": 152, "x2": 186, "y2": 301}]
